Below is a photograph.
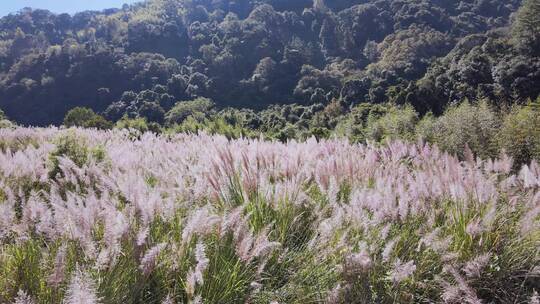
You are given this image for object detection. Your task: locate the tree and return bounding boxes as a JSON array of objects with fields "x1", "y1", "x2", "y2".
[
  {"x1": 165, "y1": 97, "x2": 215, "y2": 126},
  {"x1": 319, "y1": 17, "x2": 340, "y2": 58},
  {"x1": 513, "y1": 0, "x2": 540, "y2": 55},
  {"x1": 416, "y1": 101, "x2": 500, "y2": 160},
  {"x1": 498, "y1": 104, "x2": 540, "y2": 167},
  {"x1": 84, "y1": 115, "x2": 114, "y2": 130},
  {"x1": 115, "y1": 116, "x2": 161, "y2": 134},
  {"x1": 0, "y1": 108, "x2": 13, "y2": 128},
  {"x1": 138, "y1": 102, "x2": 165, "y2": 124},
  {"x1": 63, "y1": 107, "x2": 112, "y2": 129},
  {"x1": 63, "y1": 107, "x2": 97, "y2": 127}
]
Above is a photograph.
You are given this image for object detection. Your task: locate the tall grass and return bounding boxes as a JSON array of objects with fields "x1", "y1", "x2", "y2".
[{"x1": 0, "y1": 128, "x2": 538, "y2": 303}]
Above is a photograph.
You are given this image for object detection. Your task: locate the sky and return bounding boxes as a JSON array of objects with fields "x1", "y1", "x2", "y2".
[{"x1": 0, "y1": 0, "x2": 142, "y2": 17}]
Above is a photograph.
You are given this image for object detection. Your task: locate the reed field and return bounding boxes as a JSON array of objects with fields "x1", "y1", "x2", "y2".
[{"x1": 0, "y1": 128, "x2": 539, "y2": 303}]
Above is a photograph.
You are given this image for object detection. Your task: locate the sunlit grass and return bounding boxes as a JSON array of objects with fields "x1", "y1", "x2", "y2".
[{"x1": 0, "y1": 128, "x2": 538, "y2": 303}]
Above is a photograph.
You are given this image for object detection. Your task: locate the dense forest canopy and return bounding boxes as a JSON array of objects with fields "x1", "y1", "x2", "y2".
[{"x1": 0, "y1": 0, "x2": 538, "y2": 125}]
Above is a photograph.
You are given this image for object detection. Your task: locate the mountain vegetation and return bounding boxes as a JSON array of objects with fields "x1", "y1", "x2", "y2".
[{"x1": 0, "y1": 0, "x2": 538, "y2": 127}]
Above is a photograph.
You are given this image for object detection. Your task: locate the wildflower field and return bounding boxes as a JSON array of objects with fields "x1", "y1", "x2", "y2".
[{"x1": 0, "y1": 128, "x2": 539, "y2": 304}]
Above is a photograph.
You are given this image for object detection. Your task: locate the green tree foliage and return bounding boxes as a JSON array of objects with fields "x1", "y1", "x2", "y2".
[
  {"x1": 365, "y1": 105, "x2": 418, "y2": 142},
  {"x1": 115, "y1": 116, "x2": 161, "y2": 134},
  {"x1": 83, "y1": 115, "x2": 114, "y2": 130},
  {"x1": 512, "y1": 0, "x2": 540, "y2": 55},
  {"x1": 416, "y1": 101, "x2": 500, "y2": 159},
  {"x1": 0, "y1": 108, "x2": 13, "y2": 128},
  {"x1": 498, "y1": 103, "x2": 540, "y2": 167},
  {"x1": 334, "y1": 103, "x2": 388, "y2": 142},
  {"x1": 165, "y1": 97, "x2": 215, "y2": 126},
  {"x1": 138, "y1": 101, "x2": 165, "y2": 124},
  {"x1": 63, "y1": 107, "x2": 97, "y2": 127},
  {"x1": 63, "y1": 107, "x2": 113, "y2": 129}
]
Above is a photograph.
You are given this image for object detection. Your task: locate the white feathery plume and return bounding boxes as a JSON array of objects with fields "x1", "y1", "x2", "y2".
[
  {"x1": 465, "y1": 218, "x2": 484, "y2": 237},
  {"x1": 389, "y1": 259, "x2": 416, "y2": 284},
  {"x1": 182, "y1": 208, "x2": 220, "y2": 244},
  {"x1": 186, "y1": 242, "x2": 210, "y2": 297},
  {"x1": 48, "y1": 244, "x2": 68, "y2": 287},
  {"x1": 249, "y1": 230, "x2": 281, "y2": 262},
  {"x1": 441, "y1": 266, "x2": 483, "y2": 304},
  {"x1": 139, "y1": 243, "x2": 167, "y2": 275},
  {"x1": 136, "y1": 226, "x2": 150, "y2": 247},
  {"x1": 64, "y1": 269, "x2": 101, "y2": 304},
  {"x1": 382, "y1": 237, "x2": 399, "y2": 262},
  {"x1": 193, "y1": 242, "x2": 209, "y2": 284},
  {"x1": 531, "y1": 291, "x2": 539, "y2": 304},
  {"x1": 325, "y1": 284, "x2": 344, "y2": 304},
  {"x1": 161, "y1": 294, "x2": 175, "y2": 304},
  {"x1": 13, "y1": 290, "x2": 35, "y2": 304},
  {"x1": 191, "y1": 295, "x2": 203, "y2": 304},
  {"x1": 463, "y1": 253, "x2": 491, "y2": 278}
]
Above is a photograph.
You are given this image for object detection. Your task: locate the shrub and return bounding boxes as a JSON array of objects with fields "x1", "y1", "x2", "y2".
[
  {"x1": 47, "y1": 131, "x2": 108, "y2": 182},
  {"x1": 63, "y1": 107, "x2": 97, "y2": 127},
  {"x1": 48, "y1": 131, "x2": 89, "y2": 178},
  {"x1": 169, "y1": 116, "x2": 256, "y2": 139},
  {"x1": 0, "y1": 119, "x2": 14, "y2": 129}
]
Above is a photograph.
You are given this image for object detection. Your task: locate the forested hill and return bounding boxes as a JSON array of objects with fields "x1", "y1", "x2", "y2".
[{"x1": 0, "y1": 0, "x2": 538, "y2": 126}]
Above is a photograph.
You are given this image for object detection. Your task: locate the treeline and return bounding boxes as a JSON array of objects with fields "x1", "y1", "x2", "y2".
[
  {"x1": 160, "y1": 97, "x2": 540, "y2": 168},
  {"x1": 53, "y1": 94, "x2": 539, "y2": 169},
  {"x1": 0, "y1": 0, "x2": 539, "y2": 125}
]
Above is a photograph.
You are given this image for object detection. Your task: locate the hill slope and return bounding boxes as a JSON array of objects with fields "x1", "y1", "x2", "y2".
[{"x1": 0, "y1": 0, "x2": 538, "y2": 125}]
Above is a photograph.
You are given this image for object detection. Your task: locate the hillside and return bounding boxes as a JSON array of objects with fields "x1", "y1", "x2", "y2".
[
  {"x1": 1, "y1": 2, "x2": 540, "y2": 303},
  {"x1": 0, "y1": 0, "x2": 538, "y2": 126}
]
